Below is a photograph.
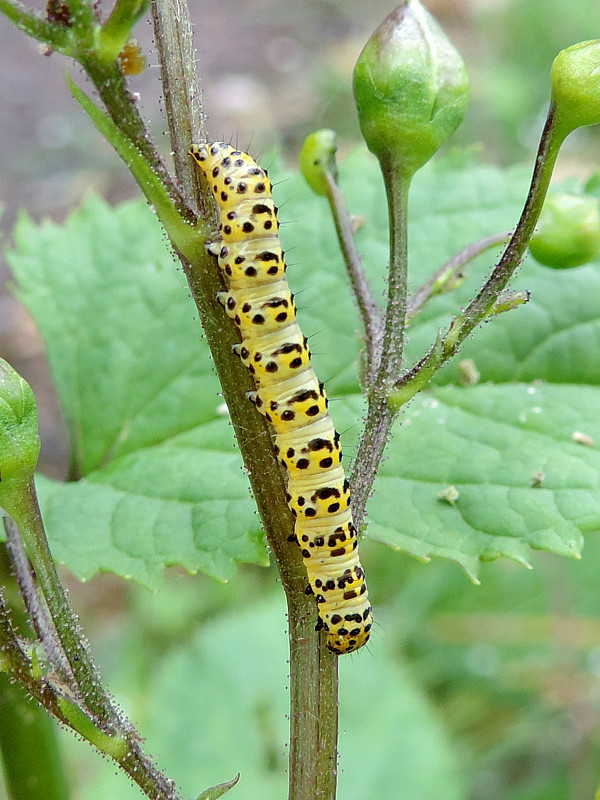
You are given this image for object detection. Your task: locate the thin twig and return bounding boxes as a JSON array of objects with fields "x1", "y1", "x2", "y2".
[
  {"x1": 323, "y1": 170, "x2": 384, "y2": 385},
  {"x1": 445, "y1": 108, "x2": 562, "y2": 348},
  {"x1": 392, "y1": 104, "x2": 565, "y2": 404},
  {"x1": 408, "y1": 230, "x2": 512, "y2": 318},
  {"x1": 151, "y1": 0, "x2": 206, "y2": 205},
  {"x1": 12, "y1": 481, "x2": 118, "y2": 724},
  {"x1": 3, "y1": 517, "x2": 73, "y2": 681}
]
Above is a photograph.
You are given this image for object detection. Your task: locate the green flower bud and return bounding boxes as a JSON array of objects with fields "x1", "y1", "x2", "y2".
[
  {"x1": 0, "y1": 359, "x2": 40, "y2": 520},
  {"x1": 353, "y1": 0, "x2": 469, "y2": 178},
  {"x1": 299, "y1": 129, "x2": 338, "y2": 196},
  {"x1": 529, "y1": 193, "x2": 600, "y2": 269},
  {"x1": 551, "y1": 41, "x2": 600, "y2": 134}
]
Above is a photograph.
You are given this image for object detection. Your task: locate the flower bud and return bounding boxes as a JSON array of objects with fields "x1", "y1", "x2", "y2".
[
  {"x1": 551, "y1": 41, "x2": 600, "y2": 134},
  {"x1": 529, "y1": 193, "x2": 600, "y2": 269},
  {"x1": 353, "y1": 1, "x2": 469, "y2": 178},
  {"x1": 0, "y1": 359, "x2": 40, "y2": 519},
  {"x1": 299, "y1": 129, "x2": 338, "y2": 196}
]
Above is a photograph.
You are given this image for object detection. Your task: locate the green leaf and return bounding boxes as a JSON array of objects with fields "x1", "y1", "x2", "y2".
[
  {"x1": 195, "y1": 774, "x2": 239, "y2": 800},
  {"x1": 364, "y1": 383, "x2": 600, "y2": 578}
]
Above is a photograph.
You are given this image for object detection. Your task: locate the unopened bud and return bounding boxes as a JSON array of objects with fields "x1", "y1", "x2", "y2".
[
  {"x1": 551, "y1": 41, "x2": 600, "y2": 134},
  {"x1": 352, "y1": 1, "x2": 469, "y2": 178},
  {"x1": 529, "y1": 193, "x2": 600, "y2": 269},
  {"x1": 0, "y1": 359, "x2": 40, "y2": 518},
  {"x1": 299, "y1": 129, "x2": 338, "y2": 196}
]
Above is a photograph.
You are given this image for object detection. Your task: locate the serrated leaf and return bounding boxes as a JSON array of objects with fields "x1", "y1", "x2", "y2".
[
  {"x1": 7, "y1": 196, "x2": 216, "y2": 475},
  {"x1": 32, "y1": 415, "x2": 268, "y2": 586},
  {"x1": 364, "y1": 383, "x2": 600, "y2": 576}
]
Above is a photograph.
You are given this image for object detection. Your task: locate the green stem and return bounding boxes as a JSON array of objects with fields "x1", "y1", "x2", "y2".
[
  {"x1": 0, "y1": 589, "x2": 74, "y2": 729},
  {"x1": 0, "y1": 547, "x2": 72, "y2": 800},
  {"x1": 351, "y1": 161, "x2": 411, "y2": 527},
  {"x1": 151, "y1": 0, "x2": 206, "y2": 205},
  {"x1": 394, "y1": 103, "x2": 566, "y2": 402},
  {"x1": 0, "y1": 0, "x2": 71, "y2": 51},
  {"x1": 9, "y1": 481, "x2": 117, "y2": 725},
  {"x1": 67, "y1": 75, "x2": 203, "y2": 259},
  {"x1": 376, "y1": 163, "x2": 411, "y2": 392},
  {"x1": 446, "y1": 106, "x2": 564, "y2": 350},
  {"x1": 4, "y1": 519, "x2": 72, "y2": 679},
  {"x1": 408, "y1": 230, "x2": 511, "y2": 318},
  {"x1": 287, "y1": 588, "x2": 339, "y2": 800},
  {"x1": 78, "y1": 54, "x2": 192, "y2": 225},
  {"x1": 97, "y1": 0, "x2": 149, "y2": 62}
]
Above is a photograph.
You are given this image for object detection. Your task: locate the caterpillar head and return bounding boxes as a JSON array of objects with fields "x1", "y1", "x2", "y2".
[{"x1": 189, "y1": 142, "x2": 272, "y2": 213}]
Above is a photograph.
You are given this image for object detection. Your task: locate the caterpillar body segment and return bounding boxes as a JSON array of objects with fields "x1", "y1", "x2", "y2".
[{"x1": 190, "y1": 141, "x2": 372, "y2": 654}]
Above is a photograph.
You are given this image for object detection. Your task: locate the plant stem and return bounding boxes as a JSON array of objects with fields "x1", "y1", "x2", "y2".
[
  {"x1": 151, "y1": 0, "x2": 206, "y2": 205},
  {"x1": 408, "y1": 230, "x2": 511, "y2": 318},
  {"x1": 323, "y1": 171, "x2": 384, "y2": 386},
  {"x1": 351, "y1": 161, "x2": 411, "y2": 527},
  {"x1": 9, "y1": 482, "x2": 119, "y2": 727},
  {"x1": 151, "y1": 5, "x2": 339, "y2": 799},
  {"x1": 394, "y1": 104, "x2": 566, "y2": 400},
  {"x1": 375, "y1": 164, "x2": 410, "y2": 390},
  {"x1": 446, "y1": 107, "x2": 563, "y2": 349},
  {"x1": 287, "y1": 588, "x2": 339, "y2": 800},
  {"x1": 4, "y1": 518, "x2": 72, "y2": 679},
  {"x1": 10, "y1": 480, "x2": 117, "y2": 723},
  {"x1": 78, "y1": 54, "x2": 193, "y2": 225}
]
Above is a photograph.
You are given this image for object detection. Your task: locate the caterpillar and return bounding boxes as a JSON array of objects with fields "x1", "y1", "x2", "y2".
[{"x1": 190, "y1": 142, "x2": 372, "y2": 654}]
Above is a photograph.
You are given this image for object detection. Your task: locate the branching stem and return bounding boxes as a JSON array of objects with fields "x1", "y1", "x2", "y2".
[
  {"x1": 351, "y1": 161, "x2": 411, "y2": 527},
  {"x1": 391, "y1": 105, "x2": 565, "y2": 408},
  {"x1": 408, "y1": 230, "x2": 512, "y2": 318},
  {"x1": 351, "y1": 105, "x2": 566, "y2": 528},
  {"x1": 4, "y1": 518, "x2": 72, "y2": 680}
]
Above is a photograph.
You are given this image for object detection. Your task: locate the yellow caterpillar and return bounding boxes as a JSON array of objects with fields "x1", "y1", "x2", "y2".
[{"x1": 190, "y1": 142, "x2": 372, "y2": 654}]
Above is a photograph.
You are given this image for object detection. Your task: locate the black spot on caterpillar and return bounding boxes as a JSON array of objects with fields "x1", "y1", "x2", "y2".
[{"x1": 189, "y1": 142, "x2": 372, "y2": 654}]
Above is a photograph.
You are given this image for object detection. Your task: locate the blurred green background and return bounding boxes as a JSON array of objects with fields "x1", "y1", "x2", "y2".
[{"x1": 1, "y1": 1, "x2": 600, "y2": 799}]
